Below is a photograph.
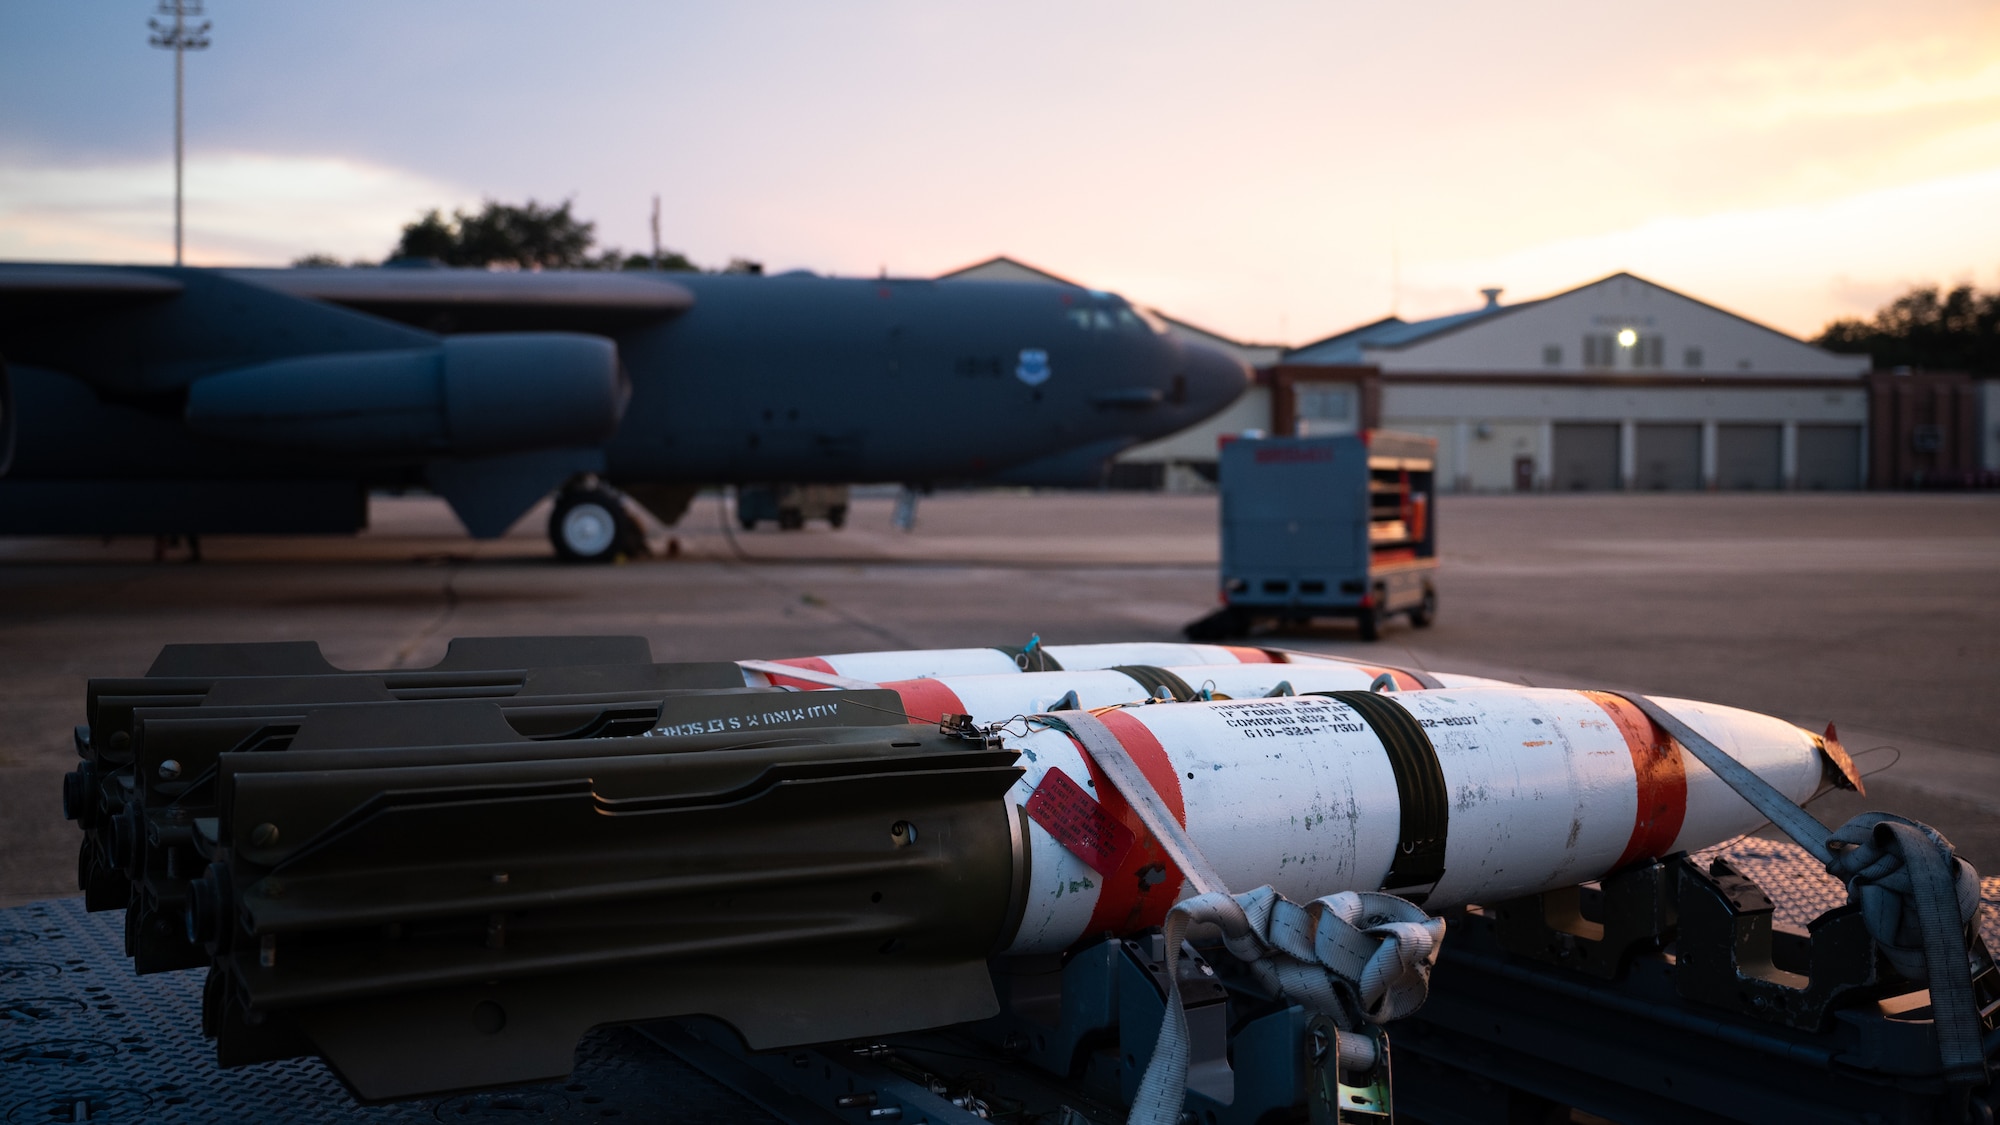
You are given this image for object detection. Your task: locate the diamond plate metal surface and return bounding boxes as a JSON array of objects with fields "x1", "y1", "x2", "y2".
[
  {"x1": 0, "y1": 898, "x2": 780, "y2": 1124},
  {"x1": 1693, "y1": 836, "x2": 2000, "y2": 946}
]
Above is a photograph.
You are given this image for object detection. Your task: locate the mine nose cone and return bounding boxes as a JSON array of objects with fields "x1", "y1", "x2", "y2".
[{"x1": 1180, "y1": 341, "x2": 1252, "y2": 417}]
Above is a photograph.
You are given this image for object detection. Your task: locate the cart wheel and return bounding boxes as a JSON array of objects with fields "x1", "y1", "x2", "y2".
[
  {"x1": 738, "y1": 514, "x2": 758, "y2": 531},
  {"x1": 1410, "y1": 589, "x2": 1437, "y2": 628},
  {"x1": 1356, "y1": 607, "x2": 1381, "y2": 642},
  {"x1": 777, "y1": 508, "x2": 805, "y2": 531},
  {"x1": 827, "y1": 505, "x2": 848, "y2": 529}
]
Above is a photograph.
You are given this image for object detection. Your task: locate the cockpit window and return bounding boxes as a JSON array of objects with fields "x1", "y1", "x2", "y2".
[{"x1": 1066, "y1": 301, "x2": 1169, "y2": 335}]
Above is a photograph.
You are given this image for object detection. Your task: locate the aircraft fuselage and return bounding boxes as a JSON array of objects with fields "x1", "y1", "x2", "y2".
[{"x1": 0, "y1": 264, "x2": 1250, "y2": 541}]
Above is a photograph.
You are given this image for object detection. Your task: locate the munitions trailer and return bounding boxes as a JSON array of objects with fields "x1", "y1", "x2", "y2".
[{"x1": 1189, "y1": 431, "x2": 1438, "y2": 642}]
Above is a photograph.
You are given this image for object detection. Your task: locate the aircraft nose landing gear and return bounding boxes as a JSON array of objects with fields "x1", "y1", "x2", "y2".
[{"x1": 549, "y1": 478, "x2": 646, "y2": 563}]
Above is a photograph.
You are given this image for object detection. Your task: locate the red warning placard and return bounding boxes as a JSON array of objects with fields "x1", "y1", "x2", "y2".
[{"x1": 1024, "y1": 766, "x2": 1135, "y2": 876}]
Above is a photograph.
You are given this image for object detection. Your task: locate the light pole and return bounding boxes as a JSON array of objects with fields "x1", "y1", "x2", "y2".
[
  {"x1": 650, "y1": 194, "x2": 662, "y2": 271},
  {"x1": 149, "y1": 0, "x2": 211, "y2": 267}
]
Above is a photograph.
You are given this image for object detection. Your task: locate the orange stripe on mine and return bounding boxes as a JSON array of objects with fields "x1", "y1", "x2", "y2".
[
  {"x1": 765, "y1": 656, "x2": 841, "y2": 691},
  {"x1": 882, "y1": 678, "x2": 968, "y2": 725},
  {"x1": 1584, "y1": 691, "x2": 1688, "y2": 867},
  {"x1": 1224, "y1": 646, "x2": 1276, "y2": 664},
  {"x1": 1079, "y1": 710, "x2": 1190, "y2": 936},
  {"x1": 1355, "y1": 664, "x2": 1427, "y2": 690}
]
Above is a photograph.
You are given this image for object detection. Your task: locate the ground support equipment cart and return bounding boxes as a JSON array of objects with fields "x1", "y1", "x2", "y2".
[{"x1": 1189, "y1": 431, "x2": 1439, "y2": 642}]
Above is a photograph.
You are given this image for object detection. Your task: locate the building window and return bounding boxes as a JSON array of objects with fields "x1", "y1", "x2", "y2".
[
  {"x1": 1631, "y1": 335, "x2": 1663, "y2": 368},
  {"x1": 1294, "y1": 384, "x2": 1355, "y2": 436},
  {"x1": 1684, "y1": 347, "x2": 1703, "y2": 370},
  {"x1": 1582, "y1": 334, "x2": 1615, "y2": 368},
  {"x1": 1585, "y1": 332, "x2": 1666, "y2": 368},
  {"x1": 1543, "y1": 345, "x2": 1562, "y2": 367}
]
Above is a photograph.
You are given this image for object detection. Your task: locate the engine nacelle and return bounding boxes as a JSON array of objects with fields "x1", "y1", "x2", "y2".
[{"x1": 183, "y1": 333, "x2": 624, "y2": 458}]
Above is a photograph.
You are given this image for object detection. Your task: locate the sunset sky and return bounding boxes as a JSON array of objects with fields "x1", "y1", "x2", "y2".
[{"x1": 3, "y1": 1, "x2": 1997, "y2": 343}]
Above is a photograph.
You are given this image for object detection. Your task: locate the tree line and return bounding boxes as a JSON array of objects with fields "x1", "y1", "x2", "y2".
[
  {"x1": 1814, "y1": 282, "x2": 2000, "y2": 372},
  {"x1": 293, "y1": 199, "x2": 761, "y2": 275}
]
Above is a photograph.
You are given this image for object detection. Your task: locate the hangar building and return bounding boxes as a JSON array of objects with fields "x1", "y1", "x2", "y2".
[{"x1": 1282, "y1": 273, "x2": 1872, "y2": 491}]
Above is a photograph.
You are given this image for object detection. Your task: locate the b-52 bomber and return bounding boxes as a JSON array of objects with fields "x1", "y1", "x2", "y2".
[{"x1": 0, "y1": 263, "x2": 1249, "y2": 559}]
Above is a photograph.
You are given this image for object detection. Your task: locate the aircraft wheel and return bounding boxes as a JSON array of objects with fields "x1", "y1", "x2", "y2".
[
  {"x1": 826, "y1": 505, "x2": 848, "y2": 529},
  {"x1": 550, "y1": 486, "x2": 640, "y2": 563}
]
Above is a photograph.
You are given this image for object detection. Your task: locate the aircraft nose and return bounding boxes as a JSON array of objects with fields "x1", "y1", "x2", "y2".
[{"x1": 1177, "y1": 341, "x2": 1252, "y2": 417}]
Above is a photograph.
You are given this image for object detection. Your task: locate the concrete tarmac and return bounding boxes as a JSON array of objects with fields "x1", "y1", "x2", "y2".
[{"x1": 2, "y1": 490, "x2": 1995, "y2": 907}]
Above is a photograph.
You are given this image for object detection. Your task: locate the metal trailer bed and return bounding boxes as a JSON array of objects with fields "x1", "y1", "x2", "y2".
[
  {"x1": 7, "y1": 839, "x2": 1994, "y2": 1124},
  {"x1": 1189, "y1": 432, "x2": 1439, "y2": 643}
]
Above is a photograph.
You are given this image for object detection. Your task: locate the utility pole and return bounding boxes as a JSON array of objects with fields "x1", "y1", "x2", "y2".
[
  {"x1": 149, "y1": 0, "x2": 211, "y2": 267},
  {"x1": 650, "y1": 194, "x2": 662, "y2": 271}
]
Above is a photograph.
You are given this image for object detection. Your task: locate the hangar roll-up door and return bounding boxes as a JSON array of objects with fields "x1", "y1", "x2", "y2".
[
  {"x1": 1797, "y1": 424, "x2": 1863, "y2": 490},
  {"x1": 1634, "y1": 424, "x2": 1701, "y2": 490},
  {"x1": 1717, "y1": 424, "x2": 1782, "y2": 489},
  {"x1": 1552, "y1": 424, "x2": 1620, "y2": 490}
]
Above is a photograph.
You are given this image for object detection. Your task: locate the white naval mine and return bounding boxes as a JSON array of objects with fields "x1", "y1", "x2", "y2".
[
  {"x1": 990, "y1": 688, "x2": 1831, "y2": 955},
  {"x1": 866, "y1": 662, "x2": 1510, "y2": 723}
]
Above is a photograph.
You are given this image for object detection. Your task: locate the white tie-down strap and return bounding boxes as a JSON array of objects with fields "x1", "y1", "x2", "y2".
[
  {"x1": 1824, "y1": 812, "x2": 1990, "y2": 1086},
  {"x1": 1127, "y1": 885, "x2": 1444, "y2": 1125}
]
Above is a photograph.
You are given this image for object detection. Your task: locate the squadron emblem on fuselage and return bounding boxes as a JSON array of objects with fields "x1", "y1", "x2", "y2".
[{"x1": 1015, "y1": 348, "x2": 1051, "y2": 387}]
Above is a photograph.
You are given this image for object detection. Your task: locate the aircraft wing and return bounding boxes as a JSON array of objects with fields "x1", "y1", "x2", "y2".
[
  {"x1": 0, "y1": 264, "x2": 186, "y2": 318},
  {"x1": 0, "y1": 262, "x2": 649, "y2": 540},
  {"x1": 226, "y1": 268, "x2": 697, "y2": 334},
  {"x1": 0, "y1": 264, "x2": 696, "y2": 335}
]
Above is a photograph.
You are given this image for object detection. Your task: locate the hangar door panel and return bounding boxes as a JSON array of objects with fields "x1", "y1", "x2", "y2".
[
  {"x1": 1717, "y1": 424, "x2": 1781, "y2": 489},
  {"x1": 1634, "y1": 424, "x2": 1700, "y2": 490},
  {"x1": 1797, "y1": 424, "x2": 1862, "y2": 490},
  {"x1": 1552, "y1": 423, "x2": 1619, "y2": 491}
]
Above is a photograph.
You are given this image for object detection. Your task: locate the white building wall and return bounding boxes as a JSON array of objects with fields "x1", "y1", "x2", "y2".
[
  {"x1": 1380, "y1": 420, "x2": 1541, "y2": 492},
  {"x1": 1383, "y1": 383, "x2": 1867, "y2": 423},
  {"x1": 1383, "y1": 382, "x2": 1868, "y2": 492},
  {"x1": 1390, "y1": 422, "x2": 1456, "y2": 484},
  {"x1": 942, "y1": 258, "x2": 1072, "y2": 285},
  {"x1": 1476, "y1": 423, "x2": 1546, "y2": 491},
  {"x1": 1369, "y1": 275, "x2": 1870, "y2": 377}
]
